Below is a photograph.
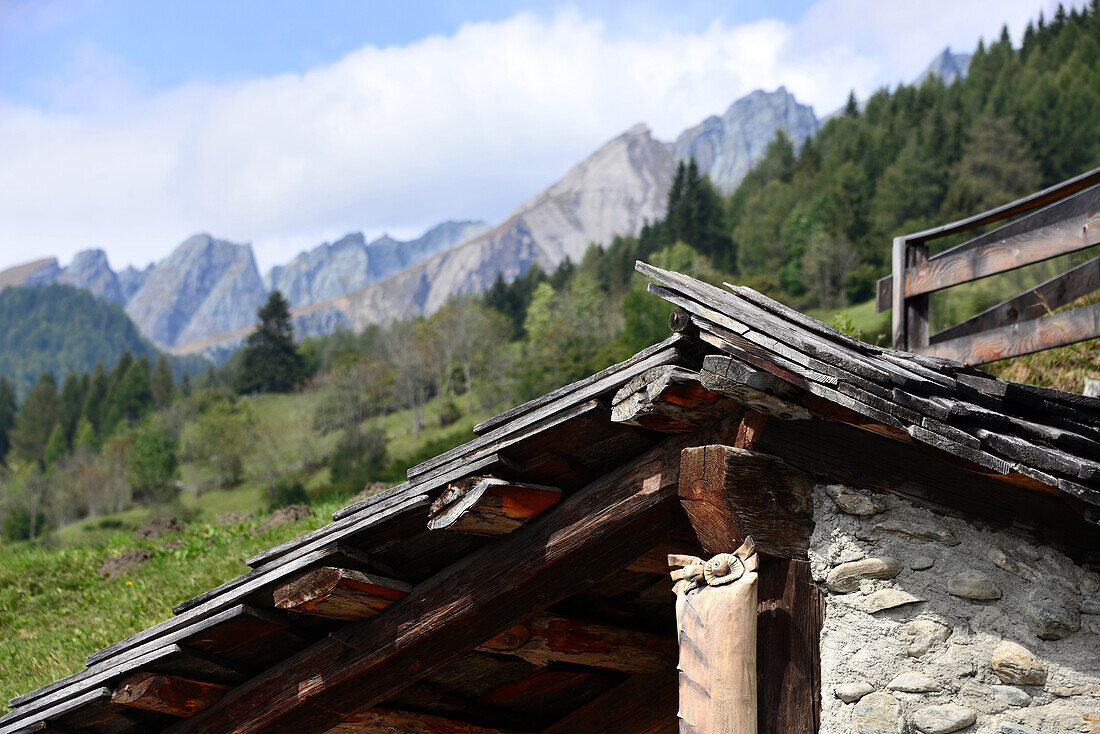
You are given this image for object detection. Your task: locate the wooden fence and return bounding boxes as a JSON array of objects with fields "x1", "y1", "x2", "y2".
[{"x1": 876, "y1": 165, "x2": 1100, "y2": 364}]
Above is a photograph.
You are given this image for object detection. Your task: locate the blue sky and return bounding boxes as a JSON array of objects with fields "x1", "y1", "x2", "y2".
[{"x1": 0, "y1": 1, "x2": 1078, "y2": 273}]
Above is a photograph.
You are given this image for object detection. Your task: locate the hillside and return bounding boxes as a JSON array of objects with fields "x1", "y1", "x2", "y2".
[{"x1": 0, "y1": 285, "x2": 158, "y2": 398}]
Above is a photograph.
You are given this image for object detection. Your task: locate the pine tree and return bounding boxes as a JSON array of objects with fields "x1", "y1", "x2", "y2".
[
  {"x1": 60, "y1": 373, "x2": 86, "y2": 447},
  {"x1": 235, "y1": 291, "x2": 306, "y2": 394},
  {"x1": 105, "y1": 356, "x2": 154, "y2": 431},
  {"x1": 0, "y1": 376, "x2": 15, "y2": 464},
  {"x1": 82, "y1": 362, "x2": 108, "y2": 443},
  {"x1": 10, "y1": 373, "x2": 63, "y2": 466},
  {"x1": 151, "y1": 354, "x2": 176, "y2": 408},
  {"x1": 845, "y1": 91, "x2": 859, "y2": 117}
]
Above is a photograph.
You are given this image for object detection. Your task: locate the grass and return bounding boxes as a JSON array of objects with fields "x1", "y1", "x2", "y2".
[
  {"x1": 0, "y1": 503, "x2": 337, "y2": 707},
  {"x1": 0, "y1": 384, "x2": 500, "y2": 704}
]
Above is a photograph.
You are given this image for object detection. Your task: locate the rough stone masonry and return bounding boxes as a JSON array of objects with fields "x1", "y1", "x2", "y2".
[{"x1": 810, "y1": 484, "x2": 1100, "y2": 733}]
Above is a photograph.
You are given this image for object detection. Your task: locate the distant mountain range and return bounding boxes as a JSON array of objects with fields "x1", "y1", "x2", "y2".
[{"x1": 0, "y1": 48, "x2": 966, "y2": 359}]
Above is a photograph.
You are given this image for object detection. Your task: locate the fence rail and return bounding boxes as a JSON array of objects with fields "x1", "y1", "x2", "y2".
[{"x1": 875, "y1": 164, "x2": 1100, "y2": 364}]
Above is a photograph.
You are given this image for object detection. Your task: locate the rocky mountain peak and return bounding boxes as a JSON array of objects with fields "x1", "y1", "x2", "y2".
[
  {"x1": 920, "y1": 46, "x2": 972, "y2": 84},
  {"x1": 671, "y1": 86, "x2": 817, "y2": 193},
  {"x1": 57, "y1": 249, "x2": 123, "y2": 303},
  {"x1": 125, "y1": 234, "x2": 266, "y2": 348}
]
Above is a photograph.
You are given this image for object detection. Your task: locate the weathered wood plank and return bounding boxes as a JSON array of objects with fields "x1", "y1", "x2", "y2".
[
  {"x1": 273, "y1": 567, "x2": 412, "y2": 621},
  {"x1": 162, "y1": 416, "x2": 745, "y2": 734},
  {"x1": 329, "y1": 708, "x2": 525, "y2": 733},
  {"x1": 915, "y1": 303, "x2": 1100, "y2": 364},
  {"x1": 678, "y1": 445, "x2": 814, "y2": 559},
  {"x1": 479, "y1": 613, "x2": 675, "y2": 674},
  {"x1": 0, "y1": 688, "x2": 111, "y2": 734},
  {"x1": 877, "y1": 181, "x2": 1100, "y2": 307},
  {"x1": 932, "y1": 254, "x2": 1100, "y2": 344},
  {"x1": 110, "y1": 673, "x2": 229, "y2": 718},
  {"x1": 0, "y1": 645, "x2": 185, "y2": 731},
  {"x1": 540, "y1": 671, "x2": 678, "y2": 734},
  {"x1": 427, "y1": 478, "x2": 561, "y2": 535},
  {"x1": 611, "y1": 365, "x2": 742, "y2": 432},
  {"x1": 699, "y1": 354, "x2": 812, "y2": 421}
]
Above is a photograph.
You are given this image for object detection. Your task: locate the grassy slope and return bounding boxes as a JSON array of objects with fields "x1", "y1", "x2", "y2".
[
  {"x1": 0, "y1": 507, "x2": 332, "y2": 705},
  {"x1": 0, "y1": 386, "x2": 493, "y2": 704}
]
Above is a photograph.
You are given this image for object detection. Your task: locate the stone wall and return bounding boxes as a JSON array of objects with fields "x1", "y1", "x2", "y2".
[{"x1": 810, "y1": 484, "x2": 1100, "y2": 733}]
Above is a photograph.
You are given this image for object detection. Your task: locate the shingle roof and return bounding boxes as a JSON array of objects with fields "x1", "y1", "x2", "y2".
[{"x1": 3, "y1": 263, "x2": 1096, "y2": 734}]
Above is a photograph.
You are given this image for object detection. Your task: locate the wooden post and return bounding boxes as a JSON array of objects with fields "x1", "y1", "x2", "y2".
[
  {"x1": 892, "y1": 236, "x2": 908, "y2": 349},
  {"x1": 669, "y1": 538, "x2": 759, "y2": 734},
  {"x1": 676, "y1": 444, "x2": 821, "y2": 733},
  {"x1": 906, "y1": 242, "x2": 930, "y2": 350}
]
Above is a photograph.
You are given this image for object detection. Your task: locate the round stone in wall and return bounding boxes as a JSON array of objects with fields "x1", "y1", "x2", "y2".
[
  {"x1": 827, "y1": 557, "x2": 902, "y2": 593},
  {"x1": 991, "y1": 640, "x2": 1047, "y2": 685},
  {"x1": 836, "y1": 681, "x2": 875, "y2": 703},
  {"x1": 887, "y1": 670, "x2": 940, "y2": 692},
  {"x1": 903, "y1": 619, "x2": 950, "y2": 657},
  {"x1": 947, "y1": 571, "x2": 1002, "y2": 600},
  {"x1": 911, "y1": 704, "x2": 976, "y2": 734},
  {"x1": 862, "y1": 588, "x2": 924, "y2": 614},
  {"x1": 1022, "y1": 599, "x2": 1079, "y2": 640},
  {"x1": 1081, "y1": 593, "x2": 1100, "y2": 615},
  {"x1": 910, "y1": 556, "x2": 936, "y2": 570},
  {"x1": 825, "y1": 484, "x2": 887, "y2": 516},
  {"x1": 851, "y1": 692, "x2": 905, "y2": 734}
]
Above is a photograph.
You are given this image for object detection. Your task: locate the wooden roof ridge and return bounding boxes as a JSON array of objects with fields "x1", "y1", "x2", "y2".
[{"x1": 635, "y1": 260, "x2": 1100, "y2": 509}]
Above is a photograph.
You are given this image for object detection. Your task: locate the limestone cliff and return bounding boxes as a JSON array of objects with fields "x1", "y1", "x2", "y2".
[
  {"x1": 672, "y1": 87, "x2": 818, "y2": 194},
  {"x1": 125, "y1": 234, "x2": 266, "y2": 348},
  {"x1": 266, "y1": 220, "x2": 488, "y2": 310}
]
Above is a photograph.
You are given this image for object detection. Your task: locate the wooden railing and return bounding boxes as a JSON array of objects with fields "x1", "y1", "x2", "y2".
[{"x1": 876, "y1": 165, "x2": 1100, "y2": 364}]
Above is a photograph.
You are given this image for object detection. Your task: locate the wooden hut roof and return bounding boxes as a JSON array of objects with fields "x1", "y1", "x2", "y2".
[{"x1": 3, "y1": 263, "x2": 1097, "y2": 734}]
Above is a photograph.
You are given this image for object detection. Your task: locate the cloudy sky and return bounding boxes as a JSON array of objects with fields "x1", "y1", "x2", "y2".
[{"x1": 0, "y1": 0, "x2": 1076, "y2": 274}]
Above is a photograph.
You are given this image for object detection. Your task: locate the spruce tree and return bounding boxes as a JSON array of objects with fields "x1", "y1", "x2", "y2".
[
  {"x1": 0, "y1": 376, "x2": 15, "y2": 464},
  {"x1": 83, "y1": 362, "x2": 108, "y2": 442},
  {"x1": 151, "y1": 354, "x2": 176, "y2": 408},
  {"x1": 10, "y1": 373, "x2": 63, "y2": 466},
  {"x1": 235, "y1": 291, "x2": 306, "y2": 394}
]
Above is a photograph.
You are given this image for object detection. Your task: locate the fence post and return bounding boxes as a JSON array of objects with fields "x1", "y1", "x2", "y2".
[
  {"x1": 891, "y1": 237, "x2": 908, "y2": 349},
  {"x1": 906, "y1": 242, "x2": 930, "y2": 351}
]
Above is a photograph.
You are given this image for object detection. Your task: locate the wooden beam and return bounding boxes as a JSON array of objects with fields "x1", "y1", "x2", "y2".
[
  {"x1": 329, "y1": 708, "x2": 526, "y2": 733},
  {"x1": 931, "y1": 254, "x2": 1100, "y2": 344},
  {"x1": 677, "y1": 445, "x2": 814, "y2": 558},
  {"x1": 540, "y1": 672, "x2": 677, "y2": 734},
  {"x1": 165, "y1": 416, "x2": 742, "y2": 734},
  {"x1": 698, "y1": 355, "x2": 811, "y2": 421},
  {"x1": 611, "y1": 365, "x2": 740, "y2": 433},
  {"x1": 271, "y1": 567, "x2": 675, "y2": 675},
  {"x1": 427, "y1": 477, "x2": 561, "y2": 535},
  {"x1": 915, "y1": 302, "x2": 1100, "y2": 364},
  {"x1": 479, "y1": 613, "x2": 675, "y2": 674},
  {"x1": 110, "y1": 672, "x2": 230, "y2": 717},
  {"x1": 756, "y1": 558, "x2": 823, "y2": 734},
  {"x1": 273, "y1": 567, "x2": 411, "y2": 621}
]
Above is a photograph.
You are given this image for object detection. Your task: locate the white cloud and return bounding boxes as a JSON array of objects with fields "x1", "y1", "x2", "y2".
[{"x1": 0, "y1": 1, "x2": 1079, "y2": 274}]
